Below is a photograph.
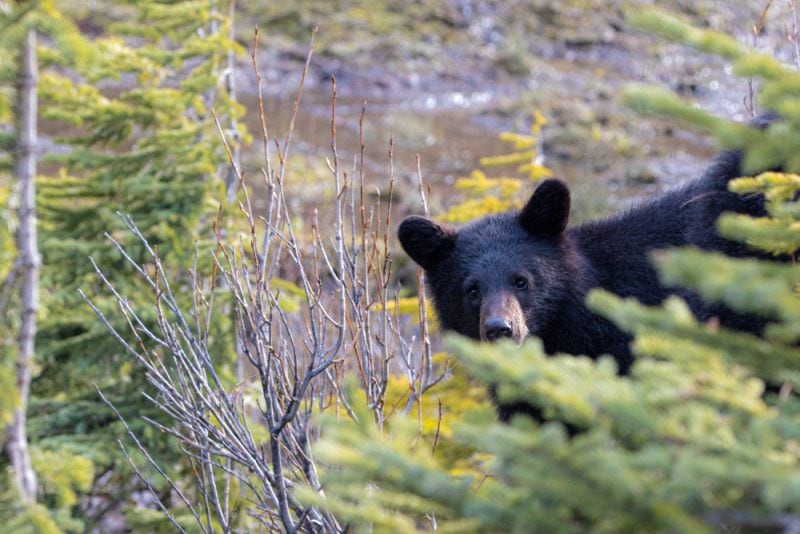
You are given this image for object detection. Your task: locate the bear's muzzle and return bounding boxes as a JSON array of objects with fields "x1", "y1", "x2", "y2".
[{"x1": 479, "y1": 291, "x2": 529, "y2": 344}]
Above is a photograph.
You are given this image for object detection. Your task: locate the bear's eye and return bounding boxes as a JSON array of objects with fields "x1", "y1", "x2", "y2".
[
  {"x1": 466, "y1": 286, "x2": 480, "y2": 301},
  {"x1": 514, "y1": 276, "x2": 528, "y2": 290}
]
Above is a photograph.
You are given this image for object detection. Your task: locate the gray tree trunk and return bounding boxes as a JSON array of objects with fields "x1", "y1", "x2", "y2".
[
  {"x1": 224, "y1": 0, "x2": 241, "y2": 206},
  {"x1": 7, "y1": 25, "x2": 39, "y2": 504}
]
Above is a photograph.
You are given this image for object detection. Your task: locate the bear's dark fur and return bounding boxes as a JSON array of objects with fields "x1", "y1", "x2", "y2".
[{"x1": 398, "y1": 129, "x2": 780, "y2": 421}]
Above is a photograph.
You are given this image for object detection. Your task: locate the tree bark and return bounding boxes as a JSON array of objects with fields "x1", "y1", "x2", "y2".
[
  {"x1": 224, "y1": 0, "x2": 241, "y2": 205},
  {"x1": 7, "y1": 25, "x2": 39, "y2": 504}
]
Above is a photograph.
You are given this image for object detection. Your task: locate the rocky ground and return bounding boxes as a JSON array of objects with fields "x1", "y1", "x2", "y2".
[{"x1": 235, "y1": 0, "x2": 799, "y2": 220}]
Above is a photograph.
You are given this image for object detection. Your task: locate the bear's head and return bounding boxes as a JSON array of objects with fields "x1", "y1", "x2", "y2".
[{"x1": 398, "y1": 179, "x2": 575, "y2": 344}]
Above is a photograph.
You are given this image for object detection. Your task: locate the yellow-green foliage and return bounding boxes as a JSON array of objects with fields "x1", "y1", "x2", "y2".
[
  {"x1": 439, "y1": 173, "x2": 522, "y2": 224},
  {"x1": 0, "y1": 90, "x2": 9, "y2": 123},
  {"x1": 0, "y1": 366, "x2": 19, "y2": 431},
  {"x1": 721, "y1": 172, "x2": 800, "y2": 256},
  {"x1": 310, "y1": 332, "x2": 800, "y2": 532},
  {"x1": 440, "y1": 111, "x2": 553, "y2": 223},
  {"x1": 382, "y1": 296, "x2": 439, "y2": 331},
  {"x1": 0, "y1": 500, "x2": 63, "y2": 534},
  {"x1": 0, "y1": 176, "x2": 17, "y2": 434},
  {"x1": 310, "y1": 289, "x2": 800, "y2": 532},
  {"x1": 0, "y1": 183, "x2": 13, "y2": 283},
  {"x1": 125, "y1": 508, "x2": 207, "y2": 534},
  {"x1": 383, "y1": 353, "x2": 494, "y2": 471},
  {"x1": 479, "y1": 110, "x2": 552, "y2": 180},
  {"x1": 0, "y1": 449, "x2": 90, "y2": 533},
  {"x1": 298, "y1": 381, "x2": 481, "y2": 533},
  {"x1": 31, "y1": 449, "x2": 93, "y2": 510}
]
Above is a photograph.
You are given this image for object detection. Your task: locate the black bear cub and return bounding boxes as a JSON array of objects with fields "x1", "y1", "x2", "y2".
[{"x1": 398, "y1": 143, "x2": 774, "y2": 420}]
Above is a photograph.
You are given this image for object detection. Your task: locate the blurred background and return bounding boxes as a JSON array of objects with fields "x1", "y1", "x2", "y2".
[{"x1": 58, "y1": 1, "x2": 800, "y2": 220}]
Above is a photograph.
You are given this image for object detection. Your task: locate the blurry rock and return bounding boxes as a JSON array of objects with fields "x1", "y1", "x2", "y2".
[{"x1": 625, "y1": 162, "x2": 659, "y2": 185}]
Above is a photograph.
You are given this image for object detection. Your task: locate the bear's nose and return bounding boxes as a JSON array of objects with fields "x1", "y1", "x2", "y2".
[{"x1": 484, "y1": 318, "x2": 513, "y2": 341}]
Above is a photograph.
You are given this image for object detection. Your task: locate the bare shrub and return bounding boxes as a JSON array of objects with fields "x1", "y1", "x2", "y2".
[{"x1": 82, "y1": 32, "x2": 439, "y2": 533}]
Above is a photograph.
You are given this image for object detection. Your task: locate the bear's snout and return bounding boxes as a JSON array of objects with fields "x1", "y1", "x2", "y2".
[
  {"x1": 480, "y1": 291, "x2": 528, "y2": 344},
  {"x1": 484, "y1": 317, "x2": 514, "y2": 341}
]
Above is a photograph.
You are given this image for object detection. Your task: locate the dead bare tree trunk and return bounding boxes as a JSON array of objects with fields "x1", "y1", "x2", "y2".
[
  {"x1": 223, "y1": 0, "x2": 242, "y2": 205},
  {"x1": 6, "y1": 25, "x2": 39, "y2": 504},
  {"x1": 208, "y1": 0, "x2": 242, "y2": 204}
]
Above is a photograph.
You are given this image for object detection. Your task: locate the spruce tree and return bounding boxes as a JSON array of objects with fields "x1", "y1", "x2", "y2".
[
  {"x1": 0, "y1": 2, "x2": 98, "y2": 530},
  {"x1": 2, "y1": 0, "x2": 244, "y2": 529}
]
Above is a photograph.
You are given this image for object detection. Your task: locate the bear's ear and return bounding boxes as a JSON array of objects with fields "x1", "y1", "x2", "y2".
[
  {"x1": 398, "y1": 215, "x2": 457, "y2": 271},
  {"x1": 519, "y1": 179, "x2": 571, "y2": 238}
]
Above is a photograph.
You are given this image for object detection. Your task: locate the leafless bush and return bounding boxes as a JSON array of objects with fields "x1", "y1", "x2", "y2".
[{"x1": 82, "y1": 32, "x2": 440, "y2": 533}]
